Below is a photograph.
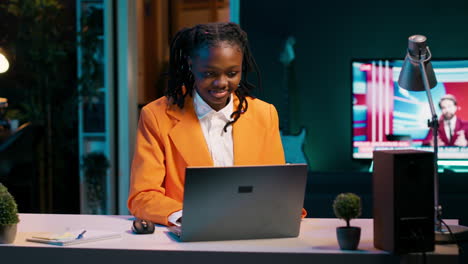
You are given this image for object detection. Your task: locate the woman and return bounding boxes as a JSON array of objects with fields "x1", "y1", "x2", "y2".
[{"x1": 128, "y1": 22, "x2": 306, "y2": 226}]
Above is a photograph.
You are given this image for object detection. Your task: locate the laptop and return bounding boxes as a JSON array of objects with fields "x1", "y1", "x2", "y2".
[{"x1": 168, "y1": 164, "x2": 308, "y2": 242}]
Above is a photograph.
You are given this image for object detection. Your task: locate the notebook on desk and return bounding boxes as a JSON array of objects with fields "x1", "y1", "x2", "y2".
[
  {"x1": 168, "y1": 164, "x2": 308, "y2": 242},
  {"x1": 26, "y1": 229, "x2": 121, "y2": 246}
]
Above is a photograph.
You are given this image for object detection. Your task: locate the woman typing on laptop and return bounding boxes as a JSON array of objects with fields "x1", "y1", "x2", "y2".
[{"x1": 128, "y1": 22, "x2": 307, "y2": 227}]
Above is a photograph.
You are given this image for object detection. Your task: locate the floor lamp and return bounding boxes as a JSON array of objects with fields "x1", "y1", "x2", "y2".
[
  {"x1": 0, "y1": 47, "x2": 10, "y2": 142},
  {"x1": 0, "y1": 47, "x2": 10, "y2": 74},
  {"x1": 397, "y1": 35, "x2": 468, "y2": 243}
]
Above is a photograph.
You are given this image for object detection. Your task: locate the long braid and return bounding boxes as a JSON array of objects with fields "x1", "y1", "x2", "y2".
[
  {"x1": 167, "y1": 27, "x2": 193, "y2": 108},
  {"x1": 166, "y1": 22, "x2": 262, "y2": 130}
]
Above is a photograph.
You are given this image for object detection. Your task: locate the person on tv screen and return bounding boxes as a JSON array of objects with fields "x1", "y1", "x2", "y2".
[
  {"x1": 423, "y1": 94, "x2": 468, "y2": 147},
  {"x1": 127, "y1": 22, "x2": 307, "y2": 226}
]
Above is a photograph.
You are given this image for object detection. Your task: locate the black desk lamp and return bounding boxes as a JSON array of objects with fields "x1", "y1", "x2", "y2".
[{"x1": 398, "y1": 35, "x2": 468, "y2": 243}]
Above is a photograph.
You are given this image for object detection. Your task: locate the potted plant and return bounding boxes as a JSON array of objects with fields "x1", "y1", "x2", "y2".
[
  {"x1": 82, "y1": 152, "x2": 109, "y2": 214},
  {"x1": 333, "y1": 192, "x2": 362, "y2": 250},
  {"x1": 0, "y1": 183, "x2": 19, "y2": 244}
]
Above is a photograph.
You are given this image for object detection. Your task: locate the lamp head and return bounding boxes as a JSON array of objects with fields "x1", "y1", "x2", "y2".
[
  {"x1": 397, "y1": 35, "x2": 437, "y2": 91},
  {"x1": 0, "y1": 47, "x2": 10, "y2": 74}
]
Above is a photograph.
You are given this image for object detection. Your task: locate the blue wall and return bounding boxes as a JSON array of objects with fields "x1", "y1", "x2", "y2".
[
  {"x1": 241, "y1": 0, "x2": 468, "y2": 223},
  {"x1": 241, "y1": 0, "x2": 468, "y2": 172}
]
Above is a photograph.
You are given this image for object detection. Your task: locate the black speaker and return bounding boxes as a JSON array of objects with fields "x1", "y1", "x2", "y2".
[{"x1": 373, "y1": 149, "x2": 434, "y2": 254}]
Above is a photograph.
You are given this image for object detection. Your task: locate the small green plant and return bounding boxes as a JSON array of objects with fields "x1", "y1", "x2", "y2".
[
  {"x1": 0, "y1": 183, "x2": 19, "y2": 225},
  {"x1": 333, "y1": 193, "x2": 362, "y2": 227}
]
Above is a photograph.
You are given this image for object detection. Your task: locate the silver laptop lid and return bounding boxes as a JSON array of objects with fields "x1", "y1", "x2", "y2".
[{"x1": 179, "y1": 164, "x2": 308, "y2": 242}]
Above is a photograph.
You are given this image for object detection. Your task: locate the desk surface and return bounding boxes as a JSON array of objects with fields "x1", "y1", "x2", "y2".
[{"x1": 0, "y1": 214, "x2": 459, "y2": 264}]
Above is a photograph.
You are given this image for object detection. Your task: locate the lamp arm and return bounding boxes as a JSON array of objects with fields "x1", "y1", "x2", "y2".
[{"x1": 419, "y1": 59, "x2": 442, "y2": 231}]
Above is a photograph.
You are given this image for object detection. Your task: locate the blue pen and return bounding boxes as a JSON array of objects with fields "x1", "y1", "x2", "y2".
[{"x1": 76, "y1": 230, "x2": 86, "y2": 239}]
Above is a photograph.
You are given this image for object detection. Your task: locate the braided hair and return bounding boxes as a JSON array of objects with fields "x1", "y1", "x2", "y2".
[{"x1": 166, "y1": 22, "x2": 261, "y2": 131}]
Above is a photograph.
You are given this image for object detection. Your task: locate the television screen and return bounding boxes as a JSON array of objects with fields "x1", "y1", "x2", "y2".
[{"x1": 352, "y1": 59, "x2": 468, "y2": 159}]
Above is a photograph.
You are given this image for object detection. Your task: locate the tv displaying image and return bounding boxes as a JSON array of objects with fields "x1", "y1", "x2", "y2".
[{"x1": 352, "y1": 59, "x2": 468, "y2": 159}]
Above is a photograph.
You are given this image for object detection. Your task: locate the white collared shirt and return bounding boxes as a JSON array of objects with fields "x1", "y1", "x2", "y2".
[
  {"x1": 193, "y1": 90, "x2": 234, "y2": 167},
  {"x1": 168, "y1": 90, "x2": 234, "y2": 226}
]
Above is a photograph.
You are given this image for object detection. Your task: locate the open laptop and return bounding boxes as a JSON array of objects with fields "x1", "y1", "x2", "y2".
[{"x1": 168, "y1": 164, "x2": 308, "y2": 242}]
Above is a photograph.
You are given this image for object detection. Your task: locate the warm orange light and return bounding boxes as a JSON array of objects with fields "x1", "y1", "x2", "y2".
[{"x1": 0, "y1": 52, "x2": 9, "y2": 74}]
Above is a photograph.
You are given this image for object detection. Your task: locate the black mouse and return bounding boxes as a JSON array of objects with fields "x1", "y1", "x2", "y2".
[{"x1": 132, "y1": 218, "x2": 155, "y2": 234}]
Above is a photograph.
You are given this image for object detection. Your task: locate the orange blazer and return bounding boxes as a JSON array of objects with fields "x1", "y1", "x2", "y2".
[{"x1": 128, "y1": 95, "x2": 307, "y2": 225}]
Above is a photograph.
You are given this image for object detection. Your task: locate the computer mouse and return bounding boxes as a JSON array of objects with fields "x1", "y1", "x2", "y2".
[{"x1": 132, "y1": 218, "x2": 155, "y2": 234}]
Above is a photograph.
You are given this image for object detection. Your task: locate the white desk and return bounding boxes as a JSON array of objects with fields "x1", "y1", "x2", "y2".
[{"x1": 0, "y1": 214, "x2": 458, "y2": 264}]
